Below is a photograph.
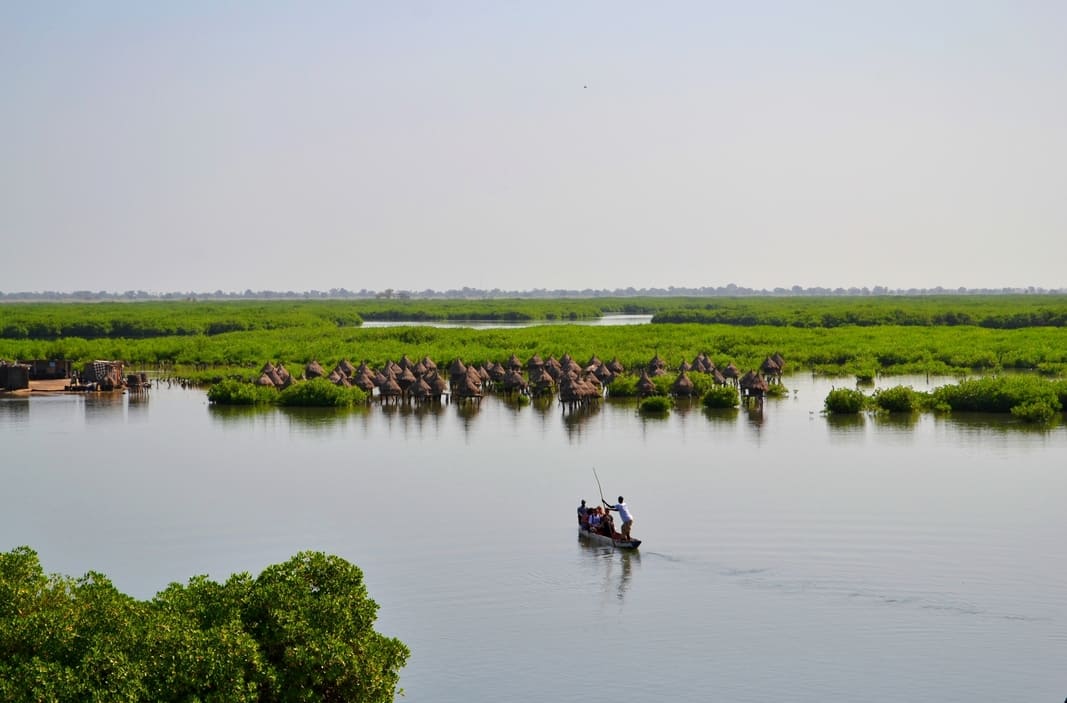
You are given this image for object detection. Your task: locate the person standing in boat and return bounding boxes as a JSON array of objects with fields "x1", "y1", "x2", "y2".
[
  {"x1": 603, "y1": 496, "x2": 634, "y2": 540},
  {"x1": 577, "y1": 499, "x2": 589, "y2": 528}
]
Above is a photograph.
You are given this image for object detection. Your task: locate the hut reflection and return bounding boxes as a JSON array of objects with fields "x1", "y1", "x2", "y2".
[
  {"x1": 84, "y1": 392, "x2": 125, "y2": 426},
  {"x1": 562, "y1": 402, "x2": 601, "y2": 440}
]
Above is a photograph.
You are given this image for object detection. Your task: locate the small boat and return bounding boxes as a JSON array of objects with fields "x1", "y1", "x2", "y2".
[{"x1": 578, "y1": 526, "x2": 641, "y2": 549}]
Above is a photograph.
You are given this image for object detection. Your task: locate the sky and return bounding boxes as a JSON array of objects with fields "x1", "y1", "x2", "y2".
[{"x1": 2, "y1": 2, "x2": 1065, "y2": 294}]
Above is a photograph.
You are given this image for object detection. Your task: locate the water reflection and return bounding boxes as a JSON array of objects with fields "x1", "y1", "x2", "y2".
[
  {"x1": 870, "y1": 412, "x2": 920, "y2": 431},
  {"x1": 825, "y1": 414, "x2": 866, "y2": 436},
  {"x1": 280, "y1": 406, "x2": 363, "y2": 435},
  {"x1": 577, "y1": 539, "x2": 640, "y2": 601},
  {"x1": 562, "y1": 403, "x2": 601, "y2": 440},
  {"x1": 84, "y1": 392, "x2": 125, "y2": 425},
  {"x1": 0, "y1": 398, "x2": 30, "y2": 424},
  {"x1": 208, "y1": 404, "x2": 272, "y2": 429}
]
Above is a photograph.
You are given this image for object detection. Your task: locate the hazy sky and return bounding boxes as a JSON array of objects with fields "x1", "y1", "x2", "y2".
[{"x1": 3, "y1": 2, "x2": 1065, "y2": 293}]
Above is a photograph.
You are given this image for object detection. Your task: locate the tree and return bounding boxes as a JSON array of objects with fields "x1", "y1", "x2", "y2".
[{"x1": 0, "y1": 547, "x2": 409, "y2": 703}]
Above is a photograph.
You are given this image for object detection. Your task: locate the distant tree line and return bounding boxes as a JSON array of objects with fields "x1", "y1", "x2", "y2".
[{"x1": 1, "y1": 284, "x2": 1064, "y2": 302}]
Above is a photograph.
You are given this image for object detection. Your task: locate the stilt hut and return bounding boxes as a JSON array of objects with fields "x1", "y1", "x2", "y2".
[
  {"x1": 671, "y1": 370, "x2": 696, "y2": 397},
  {"x1": 636, "y1": 370, "x2": 657, "y2": 397}
]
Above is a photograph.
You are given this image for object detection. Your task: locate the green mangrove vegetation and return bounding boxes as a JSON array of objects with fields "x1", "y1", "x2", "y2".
[
  {"x1": 3, "y1": 297, "x2": 1067, "y2": 383},
  {"x1": 824, "y1": 376, "x2": 1067, "y2": 423},
  {"x1": 0, "y1": 547, "x2": 409, "y2": 703},
  {"x1": 652, "y1": 294, "x2": 1067, "y2": 328}
]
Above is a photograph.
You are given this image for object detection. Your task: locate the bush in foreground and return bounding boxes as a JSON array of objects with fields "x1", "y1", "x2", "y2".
[
  {"x1": 207, "y1": 379, "x2": 277, "y2": 405},
  {"x1": 278, "y1": 378, "x2": 368, "y2": 407},
  {"x1": 0, "y1": 547, "x2": 409, "y2": 703},
  {"x1": 638, "y1": 396, "x2": 672, "y2": 414},
  {"x1": 824, "y1": 387, "x2": 867, "y2": 414},
  {"x1": 702, "y1": 385, "x2": 739, "y2": 409},
  {"x1": 871, "y1": 385, "x2": 922, "y2": 413}
]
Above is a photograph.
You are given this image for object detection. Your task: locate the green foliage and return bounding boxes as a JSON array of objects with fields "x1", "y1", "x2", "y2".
[
  {"x1": 0, "y1": 547, "x2": 409, "y2": 703},
  {"x1": 278, "y1": 378, "x2": 368, "y2": 408},
  {"x1": 207, "y1": 379, "x2": 278, "y2": 405},
  {"x1": 5, "y1": 298, "x2": 1067, "y2": 381},
  {"x1": 1010, "y1": 400, "x2": 1058, "y2": 423},
  {"x1": 607, "y1": 375, "x2": 639, "y2": 397},
  {"x1": 871, "y1": 385, "x2": 921, "y2": 413},
  {"x1": 825, "y1": 387, "x2": 867, "y2": 414},
  {"x1": 638, "y1": 396, "x2": 672, "y2": 414},
  {"x1": 765, "y1": 383, "x2": 789, "y2": 398},
  {"x1": 702, "y1": 385, "x2": 739, "y2": 409},
  {"x1": 930, "y1": 376, "x2": 1063, "y2": 415},
  {"x1": 651, "y1": 295, "x2": 1067, "y2": 329}
]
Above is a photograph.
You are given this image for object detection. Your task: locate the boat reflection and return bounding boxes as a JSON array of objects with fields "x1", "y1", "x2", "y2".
[{"x1": 577, "y1": 535, "x2": 640, "y2": 601}]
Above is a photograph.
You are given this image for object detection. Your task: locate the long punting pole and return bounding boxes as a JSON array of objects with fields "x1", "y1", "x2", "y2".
[{"x1": 592, "y1": 466, "x2": 606, "y2": 505}]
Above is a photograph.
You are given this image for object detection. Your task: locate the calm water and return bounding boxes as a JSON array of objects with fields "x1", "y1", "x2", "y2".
[
  {"x1": 2, "y1": 375, "x2": 1065, "y2": 702},
  {"x1": 359, "y1": 314, "x2": 653, "y2": 329}
]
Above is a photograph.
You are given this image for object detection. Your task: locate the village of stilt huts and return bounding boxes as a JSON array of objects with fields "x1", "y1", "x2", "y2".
[{"x1": 249, "y1": 351, "x2": 787, "y2": 409}]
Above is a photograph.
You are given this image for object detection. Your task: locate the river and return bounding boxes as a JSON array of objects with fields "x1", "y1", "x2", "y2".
[{"x1": 1, "y1": 374, "x2": 1064, "y2": 702}]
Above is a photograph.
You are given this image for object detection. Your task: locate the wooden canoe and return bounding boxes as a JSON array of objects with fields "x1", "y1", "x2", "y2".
[{"x1": 578, "y1": 527, "x2": 641, "y2": 549}]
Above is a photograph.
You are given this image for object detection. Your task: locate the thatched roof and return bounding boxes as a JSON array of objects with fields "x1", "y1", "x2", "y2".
[
  {"x1": 594, "y1": 364, "x2": 615, "y2": 383},
  {"x1": 503, "y1": 369, "x2": 528, "y2": 392},
  {"x1": 678, "y1": 359, "x2": 692, "y2": 372},
  {"x1": 672, "y1": 371, "x2": 696, "y2": 396},
  {"x1": 328, "y1": 369, "x2": 343, "y2": 383},
  {"x1": 409, "y1": 377, "x2": 432, "y2": 399},
  {"x1": 425, "y1": 370, "x2": 448, "y2": 394},
  {"x1": 586, "y1": 354, "x2": 602, "y2": 369},
  {"x1": 722, "y1": 362, "x2": 740, "y2": 379},
  {"x1": 338, "y1": 359, "x2": 356, "y2": 377},
  {"x1": 772, "y1": 352, "x2": 785, "y2": 369},
  {"x1": 636, "y1": 370, "x2": 657, "y2": 396},
  {"x1": 397, "y1": 367, "x2": 417, "y2": 389},
  {"x1": 255, "y1": 373, "x2": 275, "y2": 387},
  {"x1": 507, "y1": 353, "x2": 523, "y2": 371},
  {"x1": 527, "y1": 354, "x2": 544, "y2": 371},
  {"x1": 421, "y1": 356, "x2": 438, "y2": 370},
  {"x1": 488, "y1": 362, "x2": 507, "y2": 382},
  {"x1": 712, "y1": 368, "x2": 726, "y2": 385},
  {"x1": 261, "y1": 361, "x2": 276, "y2": 375},
  {"x1": 305, "y1": 361, "x2": 326, "y2": 379},
  {"x1": 353, "y1": 373, "x2": 376, "y2": 392},
  {"x1": 356, "y1": 362, "x2": 374, "y2": 377},
  {"x1": 449, "y1": 358, "x2": 467, "y2": 377},
  {"x1": 398, "y1": 354, "x2": 414, "y2": 371},
  {"x1": 607, "y1": 357, "x2": 625, "y2": 374},
  {"x1": 378, "y1": 376, "x2": 403, "y2": 397},
  {"x1": 739, "y1": 370, "x2": 768, "y2": 391},
  {"x1": 760, "y1": 356, "x2": 781, "y2": 375},
  {"x1": 334, "y1": 375, "x2": 352, "y2": 388}
]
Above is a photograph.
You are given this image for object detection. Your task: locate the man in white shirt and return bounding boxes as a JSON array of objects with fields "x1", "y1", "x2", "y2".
[{"x1": 603, "y1": 496, "x2": 634, "y2": 540}]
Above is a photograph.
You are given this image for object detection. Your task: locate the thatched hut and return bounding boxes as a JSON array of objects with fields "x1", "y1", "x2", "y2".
[
  {"x1": 530, "y1": 368, "x2": 556, "y2": 396},
  {"x1": 722, "y1": 362, "x2": 740, "y2": 386},
  {"x1": 338, "y1": 359, "x2": 357, "y2": 377},
  {"x1": 759, "y1": 356, "x2": 782, "y2": 384},
  {"x1": 420, "y1": 356, "x2": 438, "y2": 371},
  {"x1": 594, "y1": 364, "x2": 615, "y2": 384},
  {"x1": 378, "y1": 376, "x2": 403, "y2": 403},
  {"x1": 739, "y1": 370, "x2": 769, "y2": 399},
  {"x1": 647, "y1": 354, "x2": 667, "y2": 377},
  {"x1": 352, "y1": 371, "x2": 376, "y2": 393},
  {"x1": 607, "y1": 357, "x2": 625, "y2": 374},
  {"x1": 671, "y1": 370, "x2": 696, "y2": 397},
  {"x1": 526, "y1": 354, "x2": 544, "y2": 375},
  {"x1": 408, "y1": 377, "x2": 432, "y2": 404},
  {"x1": 678, "y1": 359, "x2": 692, "y2": 373},
  {"x1": 304, "y1": 361, "x2": 326, "y2": 379},
  {"x1": 636, "y1": 370, "x2": 657, "y2": 397},
  {"x1": 502, "y1": 369, "x2": 528, "y2": 395},
  {"x1": 506, "y1": 353, "x2": 523, "y2": 371},
  {"x1": 255, "y1": 373, "x2": 276, "y2": 387}
]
